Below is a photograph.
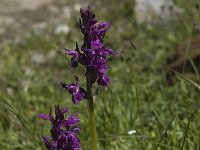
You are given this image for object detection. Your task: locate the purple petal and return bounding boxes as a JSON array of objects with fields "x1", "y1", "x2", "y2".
[
  {"x1": 67, "y1": 83, "x2": 77, "y2": 94},
  {"x1": 101, "y1": 48, "x2": 114, "y2": 55},
  {"x1": 61, "y1": 108, "x2": 69, "y2": 114},
  {"x1": 65, "y1": 49, "x2": 78, "y2": 56},
  {"x1": 72, "y1": 92, "x2": 83, "y2": 104},
  {"x1": 67, "y1": 132, "x2": 81, "y2": 149},
  {"x1": 57, "y1": 134, "x2": 67, "y2": 149},
  {"x1": 67, "y1": 114, "x2": 80, "y2": 126},
  {"x1": 97, "y1": 74, "x2": 110, "y2": 86},
  {"x1": 38, "y1": 114, "x2": 53, "y2": 121},
  {"x1": 91, "y1": 39, "x2": 103, "y2": 49},
  {"x1": 42, "y1": 136, "x2": 57, "y2": 150},
  {"x1": 60, "y1": 81, "x2": 76, "y2": 94},
  {"x1": 91, "y1": 22, "x2": 111, "y2": 37},
  {"x1": 71, "y1": 127, "x2": 80, "y2": 133}
]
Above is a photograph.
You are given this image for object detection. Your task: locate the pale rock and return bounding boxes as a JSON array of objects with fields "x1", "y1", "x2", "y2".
[
  {"x1": 62, "y1": 7, "x2": 72, "y2": 20},
  {"x1": 73, "y1": 3, "x2": 81, "y2": 12},
  {"x1": 7, "y1": 87, "x2": 14, "y2": 96},
  {"x1": 0, "y1": 16, "x2": 15, "y2": 26},
  {"x1": 135, "y1": 0, "x2": 183, "y2": 24},
  {"x1": 55, "y1": 24, "x2": 70, "y2": 34},
  {"x1": 32, "y1": 22, "x2": 47, "y2": 34},
  {"x1": 48, "y1": 50, "x2": 56, "y2": 59},
  {"x1": 31, "y1": 52, "x2": 46, "y2": 64}
]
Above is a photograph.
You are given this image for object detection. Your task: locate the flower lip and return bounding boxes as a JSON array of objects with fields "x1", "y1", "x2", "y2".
[
  {"x1": 65, "y1": 49, "x2": 79, "y2": 56},
  {"x1": 60, "y1": 76, "x2": 87, "y2": 105}
]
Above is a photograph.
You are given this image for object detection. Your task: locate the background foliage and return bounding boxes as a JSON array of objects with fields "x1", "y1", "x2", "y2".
[{"x1": 0, "y1": 0, "x2": 200, "y2": 149}]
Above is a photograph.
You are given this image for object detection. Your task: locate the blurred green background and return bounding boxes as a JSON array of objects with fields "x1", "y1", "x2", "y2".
[{"x1": 0, "y1": 0, "x2": 200, "y2": 149}]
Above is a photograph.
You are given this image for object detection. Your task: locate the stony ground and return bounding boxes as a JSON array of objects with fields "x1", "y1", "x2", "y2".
[{"x1": 0, "y1": 0, "x2": 87, "y2": 45}]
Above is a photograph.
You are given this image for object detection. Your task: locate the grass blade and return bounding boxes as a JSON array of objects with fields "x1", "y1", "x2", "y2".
[
  {"x1": 167, "y1": 68, "x2": 200, "y2": 91},
  {"x1": 180, "y1": 113, "x2": 192, "y2": 150}
]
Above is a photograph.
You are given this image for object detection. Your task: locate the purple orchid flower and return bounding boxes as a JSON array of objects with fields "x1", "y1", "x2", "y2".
[
  {"x1": 65, "y1": 43, "x2": 86, "y2": 68},
  {"x1": 39, "y1": 105, "x2": 81, "y2": 150},
  {"x1": 60, "y1": 76, "x2": 87, "y2": 105},
  {"x1": 65, "y1": 7, "x2": 115, "y2": 87}
]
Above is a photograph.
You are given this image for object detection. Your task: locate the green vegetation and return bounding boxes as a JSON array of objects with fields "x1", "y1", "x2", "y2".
[{"x1": 0, "y1": 0, "x2": 200, "y2": 149}]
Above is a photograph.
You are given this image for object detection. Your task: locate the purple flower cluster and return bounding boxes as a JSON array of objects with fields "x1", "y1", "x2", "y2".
[
  {"x1": 39, "y1": 105, "x2": 80, "y2": 150},
  {"x1": 65, "y1": 7, "x2": 115, "y2": 87}
]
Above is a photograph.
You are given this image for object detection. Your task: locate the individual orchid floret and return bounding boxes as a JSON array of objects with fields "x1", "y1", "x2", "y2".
[
  {"x1": 60, "y1": 76, "x2": 87, "y2": 105},
  {"x1": 90, "y1": 22, "x2": 111, "y2": 39},
  {"x1": 97, "y1": 74, "x2": 110, "y2": 87},
  {"x1": 65, "y1": 43, "x2": 86, "y2": 68},
  {"x1": 39, "y1": 105, "x2": 81, "y2": 150}
]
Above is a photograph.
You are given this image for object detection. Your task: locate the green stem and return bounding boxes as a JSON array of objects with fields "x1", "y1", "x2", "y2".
[{"x1": 86, "y1": 70, "x2": 98, "y2": 150}]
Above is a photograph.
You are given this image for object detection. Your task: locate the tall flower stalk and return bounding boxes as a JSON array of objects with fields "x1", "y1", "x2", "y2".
[
  {"x1": 61, "y1": 7, "x2": 114, "y2": 149},
  {"x1": 86, "y1": 67, "x2": 98, "y2": 150},
  {"x1": 39, "y1": 7, "x2": 114, "y2": 150}
]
